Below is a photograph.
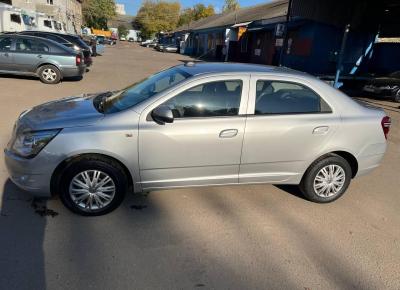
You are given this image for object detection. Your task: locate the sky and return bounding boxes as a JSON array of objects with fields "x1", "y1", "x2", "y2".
[{"x1": 117, "y1": 0, "x2": 272, "y2": 16}]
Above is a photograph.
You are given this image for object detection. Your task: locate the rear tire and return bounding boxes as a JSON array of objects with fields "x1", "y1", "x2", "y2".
[
  {"x1": 59, "y1": 156, "x2": 128, "y2": 216},
  {"x1": 38, "y1": 65, "x2": 61, "y2": 84},
  {"x1": 299, "y1": 155, "x2": 352, "y2": 203}
]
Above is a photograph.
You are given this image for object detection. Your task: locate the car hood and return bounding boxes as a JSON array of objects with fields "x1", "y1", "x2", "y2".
[{"x1": 17, "y1": 94, "x2": 104, "y2": 132}]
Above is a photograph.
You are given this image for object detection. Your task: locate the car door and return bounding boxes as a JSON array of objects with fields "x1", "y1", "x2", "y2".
[
  {"x1": 0, "y1": 36, "x2": 15, "y2": 71},
  {"x1": 138, "y1": 75, "x2": 250, "y2": 190},
  {"x1": 239, "y1": 75, "x2": 341, "y2": 184}
]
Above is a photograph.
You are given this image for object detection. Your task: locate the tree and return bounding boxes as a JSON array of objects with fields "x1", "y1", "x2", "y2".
[
  {"x1": 178, "y1": 4, "x2": 215, "y2": 27},
  {"x1": 83, "y1": 0, "x2": 116, "y2": 29},
  {"x1": 135, "y1": 0, "x2": 181, "y2": 39},
  {"x1": 223, "y1": 0, "x2": 240, "y2": 13},
  {"x1": 118, "y1": 25, "x2": 129, "y2": 38}
]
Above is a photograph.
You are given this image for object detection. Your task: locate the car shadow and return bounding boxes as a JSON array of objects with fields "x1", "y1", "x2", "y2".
[
  {"x1": 274, "y1": 184, "x2": 307, "y2": 200},
  {"x1": 0, "y1": 74, "x2": 84, "y2": 83},
  {"x1": 0, "y1": 74, "x2": 38, "y2": 82},
  {"x1": 0, "y1": 179, "x2": 47, "y2": 289}
]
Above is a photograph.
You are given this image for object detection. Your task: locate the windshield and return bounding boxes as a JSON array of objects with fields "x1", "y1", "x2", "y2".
[{"x1": 99, "y1": 67, "x2": 191, "y2": 114}]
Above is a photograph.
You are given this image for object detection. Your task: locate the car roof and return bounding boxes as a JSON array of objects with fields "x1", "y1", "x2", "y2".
[
  {"x1": 178, "y1": 62, "x2": 308, "y2": 77},
  {"x1": 1, "y1": 33, "x2": 76, "y2": 54}
]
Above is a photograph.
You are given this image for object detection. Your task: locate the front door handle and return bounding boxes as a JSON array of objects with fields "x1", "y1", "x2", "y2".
[
  {"x1": 313, "y1": 126, "x2": 329, "y2": 135},
  {"x1": 219, "y1": 129, "x2": 238, "y2": 138},
  {"x1": 37, "y1": 55, "x2": 42, "y2": 58},
  {"x1": 4, "y1": 52, "x2": 9, "y2": 57}
]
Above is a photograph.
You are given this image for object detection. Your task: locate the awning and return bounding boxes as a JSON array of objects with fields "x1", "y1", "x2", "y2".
[
  {"x1": 247, "y1": 27, "x2": 268, "y2": 32},
  {"x1": 231, "y1": 21, "x2": 252, "y2": 28}
]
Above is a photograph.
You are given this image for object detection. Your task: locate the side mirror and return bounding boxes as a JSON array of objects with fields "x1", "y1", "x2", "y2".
[{"x1": 151, "y1": 105, "x2": 174, "y2": 125}]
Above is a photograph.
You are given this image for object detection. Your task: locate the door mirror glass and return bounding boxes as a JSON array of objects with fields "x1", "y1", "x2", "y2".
[{"x1": 152, "y1": 105, "x2": 174, "y2": 125}]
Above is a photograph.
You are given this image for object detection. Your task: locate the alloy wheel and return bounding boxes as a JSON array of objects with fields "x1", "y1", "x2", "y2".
[
  {"x1": 42, "y1": 68, "x2": 57, "y2": 82},
  {"x1": 69, "y1": 170, "x2": 116, "y2": 211},
  {"x1": 313, "y1": 165, "x2": 346, "y2": 198}
]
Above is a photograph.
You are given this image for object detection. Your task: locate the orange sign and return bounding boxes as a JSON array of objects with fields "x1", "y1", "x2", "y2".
[{"x1": 238, "y1": 27, "x2": 247, "y2": 40}]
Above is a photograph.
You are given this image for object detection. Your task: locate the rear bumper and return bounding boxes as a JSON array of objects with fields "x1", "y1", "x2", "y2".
[
  {"x1": 61, "y1": 65, "x2": 86, "y2": 78},
  {"x1": 356, "y1": 142, "x2": 387, "y2": 177}
]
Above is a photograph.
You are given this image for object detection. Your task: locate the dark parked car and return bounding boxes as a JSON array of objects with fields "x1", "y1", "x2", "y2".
[
  {"x1": 0, "y1": 34, "x2": 86, "y2": 84},
  {"x1": 18, "y1": 31, "x2": 92, "y2": 67},
  {"x1": 363, "y1": 71, "x2": 400, "y2": 102}
]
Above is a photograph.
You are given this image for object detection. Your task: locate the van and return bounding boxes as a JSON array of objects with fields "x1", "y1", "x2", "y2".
[{"x1": 0, "y1": 4, "x2": 24, "y2": 32}]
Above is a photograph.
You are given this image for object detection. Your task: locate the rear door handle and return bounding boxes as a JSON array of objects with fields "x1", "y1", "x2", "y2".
[
  {"x1": 37, "y1": 55, "x2": 42, "y2": 58},
  {"x1": 4, "y1": 52, "x2": 9, "y2": 57},
  {"x1": 219, "y1": 129, "x2": 238, "y2": 138},
  {"x1": 313, "y1": 126, "x2": 329, "y2": 135}
]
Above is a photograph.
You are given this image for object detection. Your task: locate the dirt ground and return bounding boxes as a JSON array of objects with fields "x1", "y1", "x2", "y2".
[{"x1": 0, "y1": 43, "x2": 399, "y2": 290}]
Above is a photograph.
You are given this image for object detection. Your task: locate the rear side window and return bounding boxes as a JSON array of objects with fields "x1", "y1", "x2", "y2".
[
  {"x1": 0, "y1": 37, "x2": 12, "y2": 51},
  {"x1": 37, "y1": 42, "x2": 50, "y2": 52},
  {"x1": 164, "y1": 80, "x2": 242, "y2": 118},
  {"x1": 255, "y1": 80, "x2": 332, "y2": 115}
]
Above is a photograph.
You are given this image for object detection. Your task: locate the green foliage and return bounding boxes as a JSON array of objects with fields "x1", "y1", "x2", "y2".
[
  {"x1": 178, "y1": 4, "x2": 215, "y2": 27},
  {"x1": 118, "y1": 25, "x2": 129, "y2": 38},
  {"x1": 223, "y1": 0, "x2": 240, "y2": 13},
  {"x1": 135, "y1": 0, "x2": 181, "y2": 39},
  {"x1": 83, "y1": 0, "x2": 117, "y2": 29}
]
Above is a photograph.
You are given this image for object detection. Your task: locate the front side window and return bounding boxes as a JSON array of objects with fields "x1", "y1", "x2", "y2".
[
  {"x1": 255, "y1": 80, "x2": 332, "y2": 115},
  {"x1": 0, "y1": 37, "x2": 12, "y2": 51},
  {"x1": 15, "y1": 38, "x2": 35, "y2": 52},
  {"x1": 163, "y1": 80, "x2": 243, "y2": 118},
  {"x1": 100, "y1": 67, "x2": 191, "y2": 114}
]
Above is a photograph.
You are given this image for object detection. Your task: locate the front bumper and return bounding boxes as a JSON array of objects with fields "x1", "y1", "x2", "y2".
[
  {"x1": 4, "y1": 149, "x2": 54, "y2": 197},
  {"x1": 363, "y1": 85, "x2": 397, "y2": 96}
]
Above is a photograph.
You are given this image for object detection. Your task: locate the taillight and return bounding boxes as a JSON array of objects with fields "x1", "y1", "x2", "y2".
[
  {"x1": 381, "y1": 116, "x2": 391, "y2": 139},
  {"x1": 76, "y1": 55, "x2": 82, "y2": 66}
]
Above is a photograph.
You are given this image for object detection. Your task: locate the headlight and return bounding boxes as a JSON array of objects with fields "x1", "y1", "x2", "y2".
[{"x1": 11, "y1": 129, "x2": 61, "y2": 159}]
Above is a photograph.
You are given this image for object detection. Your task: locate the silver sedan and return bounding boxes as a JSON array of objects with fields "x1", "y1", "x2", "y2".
[{"x1": 4, "y1": 63, "x2": 391, "y2": 215}]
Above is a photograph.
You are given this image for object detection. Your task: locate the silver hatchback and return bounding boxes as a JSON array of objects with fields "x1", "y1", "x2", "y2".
[{"x1": 4, "y1": 63, "x2": 391, "y2": 215}]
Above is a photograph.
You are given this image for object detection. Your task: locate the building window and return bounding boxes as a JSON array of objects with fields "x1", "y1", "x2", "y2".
[
  {"x1": 10, "y1": 13, "x2": 22, "y2": 24},
  {"x1": 47, "y1": 0, "x2": 53, "y2": 5},
  {"x1": 44, "y1": 20, "x2": 52, "y2": 28}
]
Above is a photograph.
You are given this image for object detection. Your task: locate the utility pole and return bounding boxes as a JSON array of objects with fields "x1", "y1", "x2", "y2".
[
  {"x1": 278, "y1": 0, "x2": 293, "y2": 66},
  {"x1": 334, "y1": 24, "x2": 351, "y2": 88}
]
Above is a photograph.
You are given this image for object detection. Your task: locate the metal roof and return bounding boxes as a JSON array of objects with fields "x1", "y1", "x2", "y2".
[{"x1": 174, "y1": 0, "x2": 288, "y2": 33}]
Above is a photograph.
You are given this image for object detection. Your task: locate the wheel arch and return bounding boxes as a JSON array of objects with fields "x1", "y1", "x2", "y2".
[
  {"x1": 50, "y1": 153, "x2": 134, "y2": 196},
  {"x1": 36, "y1": 62, "x2": 61, "y2": 74},
  {"x1": 303, "y1": 151, "x2": 359, "y2": 180}
]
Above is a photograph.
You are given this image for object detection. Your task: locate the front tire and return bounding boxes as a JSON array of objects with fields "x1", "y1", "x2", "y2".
[
  {"x1": 59, "y1": 156, "x2": 128, "y2": 216},
  {"x1": 299, "y1": 155, "x2": 352, "y2": 203},
  {"x1": 38, "y1": 65, "x2": 61, "y2": 84}
]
